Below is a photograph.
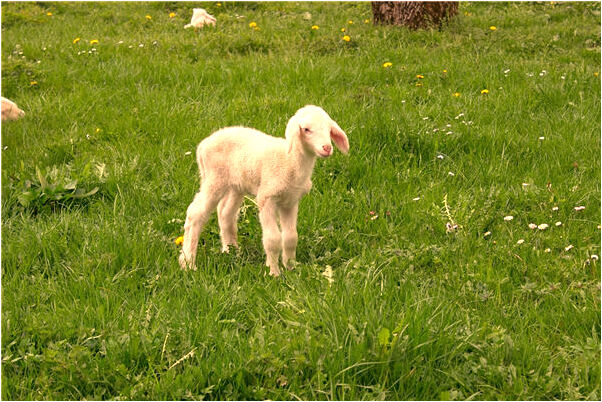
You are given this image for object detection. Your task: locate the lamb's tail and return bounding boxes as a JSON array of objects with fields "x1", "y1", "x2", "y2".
[{"x1": 196, "y1": 143, "x2": 206, "y2": 183}]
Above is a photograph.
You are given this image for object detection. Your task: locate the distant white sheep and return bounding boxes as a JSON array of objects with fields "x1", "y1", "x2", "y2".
[
  {"x1": 184, "y1": 8, "x2": 216, "y2": 29},
  {"x1": 179, "y1": 105, "x2": 349, "y2": 276},
  {"x1": 1, "y1": 97, "x2": 25, "y2": 121}
]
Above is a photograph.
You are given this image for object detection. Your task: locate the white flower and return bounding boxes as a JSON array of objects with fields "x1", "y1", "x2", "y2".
[
  {"x1": 448, "y1": 171, "x2": 455, "y2": 176},
  {"x1": 555, "y1": 221, "x2": 562, "y2": 226},
  {"x1": 446, "y1": 124, "x2": 452, "y2": 128},
  {"x1": 522, "y1": 183, "x2": 530, "y2": 187},
  {"x1": 552, "y1": 206, "x2": 559, "y2": 211},
  {"x1": 446, "y1": 131, "x2": 453, "y2": 135},
  {"x1": 591, "y1": 255, "x2": 599, "y2": 261},
  {"x1": 538, "y1": 223, "x2": 549, "y2": 230},
  {"x1": 184, "y1": 151, "x2": 192, "y2": 156},
  {"x1": 564, "y1": 245, "x2": 573, "y2": 251},
  {"x1": 504, "y1": 216, "x2": 514, "y2": 221},
  {"x1": 117, "y1": 40, "x2": 124, "y2": 44},
  {"x1": 422, "y1": 117, "x2": 429, "y2": 120},
  {"x1": 517, "y1": 239, "x2": 525, "y2": 244},
  {"x1": 437, "y1": 155, "x2": 445, "y2": 160},
  {"x1": 503, "y1": 69, "x2": 510, "y2": 74},
  {"x1": 544, "y1": 248, "x2": 551, "y2": 253},
  {"x1": 139, "y1": 43, "x2": 144, "y2": 48},
  {"x1": 454, "y1": 113, "x2": 464, "y2": 119},
  {"x1": 574, "y1": 206, "x2": 586, "y2": 211},
  {"x1": 538, "y1": 136, "x2": 545, "y2": 140},
  {"x1": 412, "y1": 197, "x2": 420, "y2": 201},
  {"x1": 528, "y1": 223, "x2": 537, "y2": 229},
  {"x1": 483, "y1": 231, "x2": 491, "y2": 237}
]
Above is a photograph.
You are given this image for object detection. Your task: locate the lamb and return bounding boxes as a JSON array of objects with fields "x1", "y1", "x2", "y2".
[
  {"x1": 179, "y1": 105, "x2": 349, "y2": 276},
  {"x1": 1, "y1": 97, "x2": 25, "y2": 121},
  {"x1": 184, "y1": 8, "x2": 216, "y2": 29}
]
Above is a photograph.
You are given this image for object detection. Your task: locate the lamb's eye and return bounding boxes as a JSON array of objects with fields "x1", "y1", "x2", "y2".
[{"x1": 304, "y1": 127, "x2": 311, "y2": 133}]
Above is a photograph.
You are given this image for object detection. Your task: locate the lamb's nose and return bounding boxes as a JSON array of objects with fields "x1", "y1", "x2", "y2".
[{"x1": 322, "y1": 144, "x2": 332, "y2": 154}]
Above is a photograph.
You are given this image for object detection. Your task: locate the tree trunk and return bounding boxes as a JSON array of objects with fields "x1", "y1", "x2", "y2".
[{"x1": 371, "y1": 1, "x2": 459, "y2": 30}]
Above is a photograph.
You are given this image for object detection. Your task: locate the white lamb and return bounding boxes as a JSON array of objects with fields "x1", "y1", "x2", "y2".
[
  {"x1": 1, "y1": 97, "x2": 25, "y2": 121},
  {"x1": 184, "y1": 8, "x2": 216, "y2": 29},
  {"x1": 179, "y1": 105, "x2": 349, "y2": 276}
]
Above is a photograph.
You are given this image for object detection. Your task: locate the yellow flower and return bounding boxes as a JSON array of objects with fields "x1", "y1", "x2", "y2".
[
  {"x1": 489, "y1": 26, "x2": 497, "y2": 31},
  {"x1": 443, "y1": 69, "x2": 447, "y2": 73},
  {"x1": 145, "y1": 15, "x2": 152, "y2": 20},
  {"x1": 348, "y1": 20, "x2": 353, "y2": 24},
  {"x1": 453, "y1": 92, "x2": 461, "y2": 97},
  {"x1": 249, "y1": 21, "x2": 257, "y2": 28},
  {"x1": 415, "y1": 82, "x2": 423, "y2": 87},
  {"x1": 73, "y1": 37, "x2": 81, "y2": 44},
  {"x1": 481, "y1": 89, "x2": 489, "y2": 94},
  {"x1": 95, "y1": 128, "x2": 101, "y2": 133},
  {"x1": 416, "y1": 74, "x2": 424, "y2": 79},
  {"x1": 340, "y1": 27, "x2": 346, "y2": 32},
  {"x1": 595, "y1": 72, "x2": 599, "y2": 77},
  {"x1": 217, "y1": 2, "x2": 222, "y2": 6},
  {"x1": 364, "y1": 19, "x2": 370, "y2": 24},
  {"x1": 90, "y1": 39, "x2": 99, "y2": 45},
  {"x1": 30, "y1": 81, "x2": 38, "y2": 86},
  {"x1": 169, "y1": 12, "x2": 176, "y2": 18},
  {"x1": 253, "y1": 26, "x2": 261, "y2": 31},
  {"x1": 311, "y1": 25, "x2": 319, "y2": 30},
  {"x1": 382, "y1": 62, "x2": 393, "y2": 68},
  {"x1": 46, "y1": 12, "x2": 53, "y2": 16},
  {"x1": 175, "y1": 236, "x2": 184, "y2": 246},
  {"x1": 342, "y1": 35, "x2": 350, "y2": 42}
]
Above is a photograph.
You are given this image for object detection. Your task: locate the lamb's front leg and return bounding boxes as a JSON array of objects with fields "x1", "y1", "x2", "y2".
[
  {"x1": 279, "y1": 204, "x2": 299, "y2": 270},
  {"x1": 258, "y1": 197, "x2": 281, "y2": 276}
]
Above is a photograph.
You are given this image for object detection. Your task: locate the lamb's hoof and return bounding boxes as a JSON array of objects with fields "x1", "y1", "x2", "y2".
[
  {"x1": 285, "y1": 261, "x2": 298, "y2": 271},
  {"x1": 179, "y1": 254, "x2": 196, "y2": 270},
  {"x1": 268, "y1": 269, "x2": 281, "y2": 277}
]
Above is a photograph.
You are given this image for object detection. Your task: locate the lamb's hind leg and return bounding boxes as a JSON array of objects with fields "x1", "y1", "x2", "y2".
[
  {"x1": 179, "y1": 181, "x2": 223, "y2": 270},
  {"x1": 258, "y1": 196, "x2": 281, "y2": 276},
  {"x1": 217, "y1": 190, "x2": 243, "y2": 253}
]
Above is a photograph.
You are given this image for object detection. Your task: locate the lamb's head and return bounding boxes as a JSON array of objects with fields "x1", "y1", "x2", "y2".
[{"x1": 285, "y1": 105, "x2": 349, "y2": 158}]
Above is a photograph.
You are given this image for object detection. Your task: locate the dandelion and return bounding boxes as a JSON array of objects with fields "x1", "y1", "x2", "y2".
[
  {"x1": 249, "y1": 21, "x2": 257, "y2": 28},
  {"x1": 311, "y1": 25, "x2": 319, "y2": 30},
  {"x1": 503, "y1": 216, "x2": 514, "y2": 221},
  {"x1": 481, "y1": 89, "x2": 489, "y2": 94},
  {"x1": 364, "y1": 19, "x2": 370, "y2": 24},
  {"x1": 595, "y1": 72, "x2": 599, "y2": 77},
  {"x1": 348, "y1": 20, "x2": 353, "y2": 24},
  {"x1": 416, "y1": 74, "x2": 424, "y2": 79},
  {"x1": 443, "y1": 69, "x2": 447, "y2": 74},
  {"x1": 564, "y1": 244, "x2": 573, "y2": 251},
  {"x1": 90, "y1": 39, "x2": 99, "y2": 45},
  {"x1": 453, "y1": 92, "x2": 461, "y2": 97},
  {"x1": 95, "y1": 128, "x2": 101, "y2": 133},
  {"x1": 30, "y1": 81, "x2": 38, "y2": 86},
  {"x1": 146, "y1": 15, "x2": 152, "y2": 20},
  {"x1": 574, "y1": 206, "x2": 585, "y2": 211},
  {"x1": 517, "y1": 239, "x2": 525, "y2": 245},
  {"x1": 555, "y1": 221, "x2": 562, "y2": 226},
  {"x1": 175, "y1": 236, "x2": 184, "y2": 246},
  {"x1": 484, "y1": 231, "x2": 491, "y2": 238},
  {"x1": 382, "y1": 62, "x2": 393, "y2": 68},
  {"x1": 528, "y1": 223, "x2": 537, "y2": 229},
  {"x1": 73, "y1": 37, "x2": 81, "y2": 44},
  {"x1": 253, "y1": 27, "x2": 260, "y2": 31},
  {"x1": 489, "y1": 26, "x2": 497, "y2": 31},
  {"x1": 342, "y1": 35, "x2": 350, "y2": 42},
  {"x1": 544, "y1": 248, "x2": 551, "y2": 253},
  {"x1": 46, "y1": 12, "x2": 53, "y2": 16},
  {"x1": 169, "y1": 12, "x2": 176, "y2": 18},
  {"x1": 538, "y1": 223, "x2": 549, "y2": 230},
  {"x1": 341, "y1": 27, "x2": 346, "y2": 32},
  {"x1": 415, "y1": 82, "x2": 423, "y2": 87},
  {"x1": 217, "y1": 2, "x2": 222, "y2": 6}
]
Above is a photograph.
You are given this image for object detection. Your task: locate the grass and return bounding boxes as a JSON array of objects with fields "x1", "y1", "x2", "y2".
[{"x1": 1, "y1": 1, "x2": 600, "y2": 400}]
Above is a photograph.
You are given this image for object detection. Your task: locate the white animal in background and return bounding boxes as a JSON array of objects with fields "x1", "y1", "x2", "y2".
[
  {"x1": 179, "y1": 105, "x2": 349, "y2": 277},
  {"x1": 1, "y1": 97, "x2": 25, "y2": 121},
  {"x1": 184, "y1": 8, "x2": 216, "y2": 29}
]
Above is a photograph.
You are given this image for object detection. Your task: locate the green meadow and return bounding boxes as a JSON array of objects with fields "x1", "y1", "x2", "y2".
[{"x1": 1, "y1": 1, "x2": 600, "y2": 400}]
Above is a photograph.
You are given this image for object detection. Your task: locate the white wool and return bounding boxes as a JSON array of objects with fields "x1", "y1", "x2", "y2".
[
  {"x1": 179, "y1": 105, "x2": 349, "y2": 276},
  {"x1": 1, "y1": 97, "x2": 25, "y2": 121},
  {"x1": 184, "y1": 8, "x2": 216, "y2": 29}
]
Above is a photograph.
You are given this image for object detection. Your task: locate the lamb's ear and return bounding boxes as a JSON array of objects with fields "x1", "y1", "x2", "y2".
[
  {"x1": 285, "y1": 114, "x2": 302, "y2": 152},
  {"x1": 330, "y1": 120, "x2": 349, "y2": 155}
]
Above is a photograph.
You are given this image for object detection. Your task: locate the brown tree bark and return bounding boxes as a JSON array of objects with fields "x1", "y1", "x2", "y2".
[{"x1": 371, "y1": 1, "x2": 459, "y2": 29}]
